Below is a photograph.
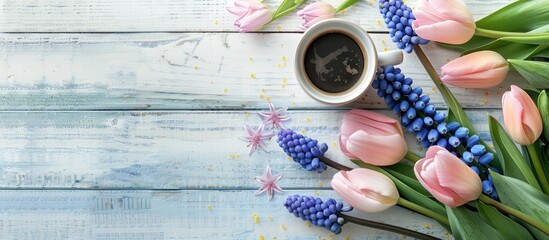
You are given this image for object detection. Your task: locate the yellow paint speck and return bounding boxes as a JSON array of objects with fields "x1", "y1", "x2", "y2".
[
  {"x1": 253, "y1": 213, "x2": 260, "y2": 224},
  {"x1": 245, "y1": 112, "x2": 249, "y2": 117},
  {"x1": 214, "y1": 20, "x2": 219, "y2": 25},
  {"x1": 301, "y1": 130, "x2": 306, "y2": 135},
  {"x1": 259, "y1": 235, "x2": 265, "y2": 240},
  {"x1": 483, "y1": 98, "x2": 489, "y2": 104},
  {"x1": 418, "y1": 146, "x2": 423, "y2": 151},
  {"x1": 340, "y1": 9, "x2": 345, "y2": 14},
  {"x1": 210, "y1": 81, "x2": 214, "y2": 84},
  {"x1": 249, "y1": 57, "x2": 253, "y2": 61},
  {"x1": 383, "y1": 48, "x2": 388, "y2": 52},
  {"x1": 250, "y1": 73, "x2": 256, "y2": 79},
  {"x1": 288, "y1": 156, "x2": 292, "y2": 161},
  {"x1": 268, "y1": 216, "x2": 273, "y2": 221},
  {"x1": 333, "y1": 142, "x2": 337, "y2": 147},
  {"x1": 318, "y1": 182, "x2": 323, "y2": 187},
  {"x1": 305, "y1": 222, "x2": 311, "y2": 227},
  {"x1": 432, "y1": 87, "x2": 437, "y2": 91},
  {"x1": 281, "y1": 224, "x2": 287, "y2": 231},
  {"x1": 424, "y1": 224, "x2": 431, "y2": 229},
  {"x1": 381, "y1": 40, "x2": 386, "y2": 45},
  {"x1": 329, "y1": 235, "x2": 334, "y2": 239},
  {"x1": 236, "y1": 154, "x2": 240, "y2": 159},
  {"x1": 208, "y1": 205, "x2": 213, "y2": 211},
  {"x1": 368, "y1": 1, "x2": 373, "y2": 6},
  {"x1": 281, "y1": 85, "x2": 285, "y2": 89},
  {"x1": 283, "y1": 78, "x2": 287, "y2": 83},
  {"x1": 292, "y1": 102, "x2": 297, "y2": 106},
  {"x1": 282, "y1": 56, "x2": 286, "y2": 61},
  {"x1": 261, "y1": 89, "x2": 266, "y2": 93},
  {"x1": 224, "y1": 88, "x2": 228, "y2": 93},
  {"x1": 280, "y1": 43, "x2": 284, "y2": 47},
  {"x1": 306, "y1": 117, "x2": 312, "y2": 122},
  {"x1": 377, "y1": 20, "x2": 382, "y2": 26},
  {"x1": 230, "y1": 153, "x2": 235, "y2": 158},
  {"x1": 314, "y1": 190, "x2": 319, "y2": 195},
  {"x1": 277, "y1": 26, "x2": 281, "y2": 31},
  {"x1": 207, "y1": 165, "x2": 213, "y2": 172},
  {"x1": 278, "y1": 63, "x2": 282, "y2": 68},
  {"x1": 260, "y1": 94, "x2": 264, "y2": 99},
  {"x1": 194, "y1": 66, "x2": 199, "y2": 70},
  {"x1": 346, "y1": 236, "x2": 351, "y2": 240},
  {"x1": 266, "y1": 96, "x2": 271, "y2": 102}
]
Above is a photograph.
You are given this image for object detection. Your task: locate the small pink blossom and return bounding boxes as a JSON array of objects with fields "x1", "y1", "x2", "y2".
[
  {"x1": 227, "y1": 0, "x2": 273, "y2": 32},
  {"x1": 255, "y1": 165, "x2": 283, "y2": 200},
  {"x1": 239, "y1": 124, "x2": 275, "y2": 155},
  {"x1": 258, "y1": 103, "x2": 291, "y2": 129},
  {"x1": 297, "y1": 2, "x2": 336, "y2": 28}
]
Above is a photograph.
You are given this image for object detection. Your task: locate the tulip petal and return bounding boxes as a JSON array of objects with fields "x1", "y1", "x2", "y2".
[
  {"x1": 414, "y1": 20, "x2": 475, "y2": 44},
  {"x1": 342, "y1": 109, "x2": 403, "y2": 136},
  {"x1": 345, "y1": 169, "x2": 399, "y2": 204},
  {"x1": 510, "y1": 85, "x2": 543, "y2": 143},
  {"x1": 441, "y1": 66, "x2": 508, "y2": 88},
  {"x1": 237, "y1": 8, "x2": 273, "y2": 32},
  {"x1": 346, "y1": 131, "x2": 407, "y2": 166},
  {"x1": 414, "y1": 158, "x2": 459, "y2": 206},
  {"x1": 434, "y1": 150, "x2": 482, "y2": 201},
  {"x1": 503, "y1": 91, "x2": 531, "y2": 145},
  {"x1": 427, "y1": 0, "x2": 475, "y2": 24},
  {"x1": 338, "y1": 135, "x2": 357, "y2": 159},
  {"x1": 441, "y1": 51, "x2": 508, "y2": 77}
]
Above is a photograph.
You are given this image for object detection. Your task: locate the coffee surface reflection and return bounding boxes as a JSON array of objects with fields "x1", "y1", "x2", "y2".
[{"x1": 304, "y1": 32, "x2": 364, "y2": 93}]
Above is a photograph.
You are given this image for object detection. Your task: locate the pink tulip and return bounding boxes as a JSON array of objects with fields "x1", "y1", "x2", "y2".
[
  {"x1": 332, "y1": 168, "x2": 399, "y2": 213},
  {"x1": 441, "y1": 51, "x2": 509, "y2": 89},
  {"x1": 412, "y1": 0, "x2": 476, "y2": 44},
  {"x1": 227, "y1": 0, "x2": 273, "y2": 32},
  {"x1": 502, "y1": 85, "x2": 543, "y2": 145},
  {"x1": 339, "y1": 109, "x2": 407, "y2": 166},
  {"x1": 414, "y1": 146, "x2": 482, "y2": 207},
  {"x1": 297, "y1": 2, "x2": 336, "y2": 28}
]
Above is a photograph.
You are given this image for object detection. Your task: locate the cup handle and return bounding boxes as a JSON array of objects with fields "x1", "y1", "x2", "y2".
[{"x1": 378, "y1": 50, "x2": 404, "y2": 67}]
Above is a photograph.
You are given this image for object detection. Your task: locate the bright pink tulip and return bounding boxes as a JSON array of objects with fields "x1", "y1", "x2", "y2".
[
  {"x1": 414, "y1": 146, "x2": 482, "y2": 207},
  {"x1": 227, "y1": 0, "x2": 273, "y2": 32},
  {"x1": 441, "y1": 51, "x2": 509, "y2": 88},
  {"x1": 332, "y1": 168, "x2": 399, "y2": 213},
  {"x1": 412, "y1": 0, "x2": 476, "y2": 44},
  {"x1": 297, "y1": 2, "x2": 336, "y2": 28},
  {"x1": 502, "y1": 85, "x2": 543, "y2": 145},
  {"x1": 339, "y1": 109, "x2": 407, "y2": 166}
]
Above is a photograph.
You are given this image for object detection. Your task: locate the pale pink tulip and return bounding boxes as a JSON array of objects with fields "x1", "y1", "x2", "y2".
[
  {"x1": 297, "y1": 2, "x2": 336, "y2": 28},
  {"x1": 502, "y1": 85, "x2": 543, "y2": 145},
  {"x1": 414, "y1": 146, "x2": 482, "y2": 207},
  {"x1": 412, "y1": 0, "x2": 476, "y2": 44},
  {"x1": 332, "y1": 168, "x2": 399, "y2": 213},
  {"x1": 441, "y1": 51, "x2": 509, "y2": 88},
  {"x1": 227, "y1": 0, "x2": 273, "y2": 32},
  {"x1": 339, "y1": 109, "x2": 407, "y2": 166}
]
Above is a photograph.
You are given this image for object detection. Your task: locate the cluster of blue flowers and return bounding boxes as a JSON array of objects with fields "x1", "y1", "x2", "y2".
[
  {"x1": 284, "y1": 195, "x2": 352, "y2": 234},
  {"x1": 379, "y1": 0, "x2": 429, "y2": 53},
  {"x1": 373, "y1": 66, "x2": 498, "y2": 199},
  {"x1": 277, "y1": 129, "x2": 328, "y2": 173}
]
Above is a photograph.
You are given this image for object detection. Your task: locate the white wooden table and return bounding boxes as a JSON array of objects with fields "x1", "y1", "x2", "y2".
[{"x1": 0, "y1": 0, "x2": 518, "y2": 239}]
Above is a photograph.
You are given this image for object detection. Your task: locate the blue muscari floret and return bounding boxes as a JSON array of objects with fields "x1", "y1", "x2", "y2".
[
  {"x1": 373, "y1": 65, "x2": 500, "y2": 199},
  {"x1": 379, "y1": 0, "x2": 429, "y2": 53},
  {"x1": 284, "y1": 195, "x2": 352, "y2": 234},
  {"x1": 277, "y1": 129, "x2": 328, "y2": 173}
]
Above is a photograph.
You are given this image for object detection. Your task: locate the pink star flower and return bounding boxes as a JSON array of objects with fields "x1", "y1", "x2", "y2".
[
  {"x1": 258, "y1": 103, "x2": 290, "y2": 129},
  {"x1": 255, "y1": 165, "x2": 283, "y2": 200},
  {"x1": 239, "y1": 124, "x2": 275, "y2": 155}
]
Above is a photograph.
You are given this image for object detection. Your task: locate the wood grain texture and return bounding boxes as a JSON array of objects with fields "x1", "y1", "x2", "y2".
[
  {"x1": 0, "y1": 189, "x2": 449, "y2": 239},
  {"x1": 0, "y1": 109, "x2": 501, "y2": 189},
  {"x1": 0, "y1": 32, "x2": 526, "y2": 110},
  {"x1": 0, "y1": 0, "x2": 513, "y2": 33}
]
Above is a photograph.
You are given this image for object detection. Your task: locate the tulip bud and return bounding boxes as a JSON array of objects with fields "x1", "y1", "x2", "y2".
[
  {"x1": 440, "y1": 51, "x2": 509, "y2": 89},
  {"x1": 339, "y1": 109, "x2": 407, "y2": 166},
  {"x1": 297, "y1": 2, "x2": 336, "y2": 28},
  {"x1": 227, "y1": 0, "x2": 273, "y2": 32},
  {"x1": 331, "y1": 168, "x2": 399, "y2": 213},
  {"x1": 414, "y1": 146, "x2": 482, "y2": 207},
  {"x1": 502, "y1": 85, "x2": 543, "y2": 145},
  {"x1": 412, "y1": 0, "x2": 476, "y2": 44}
]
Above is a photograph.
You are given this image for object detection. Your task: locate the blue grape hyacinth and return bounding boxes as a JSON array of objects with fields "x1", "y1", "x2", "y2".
[
  {"x1": 284, "y1": 195, "x2": 352, "y2": 234},
  {"x1": 277, "y1": 129, "x2": 328, "y2": 173},
  {"x1": 373, "y1": 65, "x2": 499, "y2": 199},
  {"x1": 379, "y1": 0, "x2": 429, "y2": 53}
]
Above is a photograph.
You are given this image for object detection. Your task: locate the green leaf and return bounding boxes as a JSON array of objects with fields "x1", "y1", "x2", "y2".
[
  {"x1": 509, "y1": 60, "x2": 549, "y2": 90},
  {"x1": 351, "y1": 160, "x2": 446, "y2": 217},
  {"x1": 488, "y1": 115, "x2": 541, "y2": 190},
  {"x1": 447, "y1": 206, "x2": 506, "y2": 240},
  {"x1": 538, "y1": 91, "x2": 549, "y2": 141},
  {"x1": 490, "y1": 171, "x2": 549, "y2": 239},
  {"x1": 477, "y1": 201, "x2": 534, "y2": 240},
  {"x1": 383, "y1": 163, "x2": 432, "y2": 197},
  {"x1": 476, "y1": 0, "x2": 549, "y2": 32},
  {"x1": 499, "y1": 35, "x2": 549, "y2": 45},
  {"x1": 462, "y1": 41, "x2": 540, "y2": 60},
  {"x1": 272, "y1": 0, "x2": 305, "y2": 21}
]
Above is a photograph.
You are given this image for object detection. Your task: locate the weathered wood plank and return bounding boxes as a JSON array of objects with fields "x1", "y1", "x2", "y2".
[
  {"x1": 0, "y1": 109, "x2": 501, "y2": 188},
  {"x1": 0, "y1": 189, "x2": 449, "y2": 239},
  {"x1": 0, "y1": 0, "x2": 513, "y2": 33},
  {"x1": 0, "y1": 32, "x2": 525, "y2": 110}
]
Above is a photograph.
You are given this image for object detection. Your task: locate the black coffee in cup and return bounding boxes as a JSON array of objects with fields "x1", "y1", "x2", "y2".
[{"x1": 303, "y1": 32, "x2": 365, "y2": 93}]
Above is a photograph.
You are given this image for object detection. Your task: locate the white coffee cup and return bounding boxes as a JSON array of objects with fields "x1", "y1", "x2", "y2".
[{"x1": 295, "y1": 19, "x2": 403, "y2": 105}]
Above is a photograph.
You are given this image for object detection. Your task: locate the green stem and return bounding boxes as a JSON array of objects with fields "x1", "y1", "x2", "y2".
[
  {"x1": 479, "y1": 194, "x2": 549, "y2": 235},
  {"x1": 318, "y1": 155, "x2": 353, "y2": 171},
  {"x1": 475, "y1": 27, "x2": 549, "y2": 38},
  {"x1": 271, "y1": 0, "x2": 306, "y2": 21},
  {"x1": 405, "y1": 150, "x2": 422, "y2": 163},
  {"x1": 335, "y1": 0, "x2": 360, "y2": 13},
  {"x1": 526, "y1": 144, "x2": 549, "y2": 194},
  {"x1": 340, "y1": 212, "x2": 441, "y2": 240},
  {"x1": 398, "y1": 198, "x2": 450, "y2": 227}
]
